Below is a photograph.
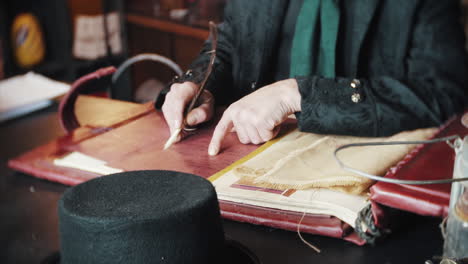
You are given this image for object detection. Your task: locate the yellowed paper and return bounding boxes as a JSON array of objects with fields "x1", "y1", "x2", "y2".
[{"x1": 233, "y1": 128, "x2": 437, "y2": 194}]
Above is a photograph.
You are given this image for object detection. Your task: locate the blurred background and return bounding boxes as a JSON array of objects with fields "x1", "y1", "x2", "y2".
[
  {"x1": 0, "y1": 0, "x2": 226, "y2": 102},
  {"x1": 0, "y1": 0, "x2": 466, "y2": 103}
]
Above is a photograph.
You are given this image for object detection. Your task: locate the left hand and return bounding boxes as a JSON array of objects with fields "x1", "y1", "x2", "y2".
[{"x1": 208, "y1": 78, "x2": 302, "y2": 155}]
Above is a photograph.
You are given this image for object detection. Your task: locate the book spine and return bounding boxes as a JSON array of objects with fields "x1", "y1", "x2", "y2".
[{"x1": 219, "y1": 201, "x2": 366, "y2": 245}]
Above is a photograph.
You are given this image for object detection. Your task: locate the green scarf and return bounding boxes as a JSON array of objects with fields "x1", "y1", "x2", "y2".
[{"x1": 290, "y1": 0, "x2": 340, "y2": 78}]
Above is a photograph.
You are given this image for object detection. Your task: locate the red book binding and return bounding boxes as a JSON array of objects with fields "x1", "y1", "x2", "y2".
[
  {"x1": 8, "y1": 69, "x2": 467, "y2": 245},
  {"x1": 370, "y1": 115, "x2": 467, "y2": 220}
]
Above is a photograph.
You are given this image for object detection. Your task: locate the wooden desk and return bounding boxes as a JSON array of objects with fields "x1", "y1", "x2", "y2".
[{"x1": 0, "y1": 104, "x2": 445, "y2": 263}]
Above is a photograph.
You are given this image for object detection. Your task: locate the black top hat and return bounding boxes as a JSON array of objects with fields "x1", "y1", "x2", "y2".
[{"x1": 44, "y1": 170, "x2": 259, "y2": 264}]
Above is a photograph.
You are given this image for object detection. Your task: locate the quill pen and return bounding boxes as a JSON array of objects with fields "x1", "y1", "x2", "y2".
[{"x1": 164, "y1": 21, "x2": 218, "y2": 150}]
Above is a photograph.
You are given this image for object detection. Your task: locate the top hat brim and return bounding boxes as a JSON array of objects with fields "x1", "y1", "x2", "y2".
[
  {"x1": 224, "y1": 238, "x2": 260, "y2": 264},
  {"x1": 41, "y1": 239, "x2": 260, "y2": 264}
]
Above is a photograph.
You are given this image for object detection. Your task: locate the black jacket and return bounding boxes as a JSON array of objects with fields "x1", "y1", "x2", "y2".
[{"x1": 186, "y1": 0, "x2": 468, "y2": 136}]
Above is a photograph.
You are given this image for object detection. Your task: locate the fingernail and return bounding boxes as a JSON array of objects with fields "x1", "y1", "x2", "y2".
[
  {"x1": 174, "y1": 119, "x2": 181, "y2": 129},
  {"x1": 208, "y1": 145, "x2": 218, "y2": 156}
]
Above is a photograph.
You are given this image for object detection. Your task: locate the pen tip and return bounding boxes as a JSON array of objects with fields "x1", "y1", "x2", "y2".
[
  {"x1": 163, "y1": 139, "x2": 174, "y2": 150},
  {"x1": 163, "y1": 128, "x2": 181, "y2": 150},
  {"x1": 163, "y1": 141, "x2": 172, "y2": 150}
]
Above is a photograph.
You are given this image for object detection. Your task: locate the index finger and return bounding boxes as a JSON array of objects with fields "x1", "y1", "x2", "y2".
[
  {"x1": 208, "y1": 113, "x2": 233, "y2": 156},
  {"x1": 162, "y1": 83, "x2": 196, "y2": 133}
]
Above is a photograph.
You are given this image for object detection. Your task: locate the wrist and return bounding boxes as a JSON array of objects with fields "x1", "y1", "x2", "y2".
[{"x1": 281, "y1": 78, "x2": 302, "y2": 113}]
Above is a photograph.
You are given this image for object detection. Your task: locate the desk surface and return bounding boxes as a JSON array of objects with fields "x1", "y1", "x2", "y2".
[{"x1": 0, "y1": 105, "x2": 444, "y2": 264}]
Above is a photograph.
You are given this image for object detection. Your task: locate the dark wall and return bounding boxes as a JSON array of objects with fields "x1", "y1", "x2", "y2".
[
  {"x1": 2, "y1": 0, "x2": 128, "y2": 86},
  {"x1": 1, "y1": 1, "x2": 12, "y2": 78},
  {"x1": 3, "y1": 0, "x2": 74, "y2": 81}
]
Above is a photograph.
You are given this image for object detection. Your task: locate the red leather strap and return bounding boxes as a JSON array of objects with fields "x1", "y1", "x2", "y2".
[{"x1": 58, "y1": 67, "x2": 116, "y2": 133}]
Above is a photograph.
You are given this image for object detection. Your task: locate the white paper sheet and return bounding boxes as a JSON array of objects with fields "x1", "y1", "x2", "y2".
[
  {"x1": 0, "y1": 72, "x2": 70, "y2": 122},
  {"x1": 54, "y1": 151, "x2": 123, "y2": 175},
  {"x1": 213, "y1": 170, "x2": 370, "y2": 228}
]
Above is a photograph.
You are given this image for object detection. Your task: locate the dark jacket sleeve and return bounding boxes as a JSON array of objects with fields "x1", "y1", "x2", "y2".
[
  {"x1": 154, "y1": 3, "x2": 236, "y2": 110},
  {"x1": 181, "y1": 2, "x2": 236, "y2": 106},
  {"x1": 295, "y1": 0, "x2": 468, "y2": 137}
]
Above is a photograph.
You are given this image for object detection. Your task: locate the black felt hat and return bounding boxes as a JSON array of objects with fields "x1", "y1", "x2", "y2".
[{"x1": 43, "y1": 170, "x2": 258, "y2": 264}]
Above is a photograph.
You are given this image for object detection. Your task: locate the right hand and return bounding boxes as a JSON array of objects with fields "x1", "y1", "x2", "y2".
[{"x1": 161, "y1": 81, "x2": 215, "y2": 142}]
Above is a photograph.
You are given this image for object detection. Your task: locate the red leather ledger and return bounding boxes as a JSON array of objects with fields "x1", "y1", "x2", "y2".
[
  {"x1": 370, "y1": 113, "x2": 468, "y2": 223},
  {"x1": 8, "y1": 68, "x2": 364, "y2": 244},
  {"x1": 8, "y1": 102, "x2": 364, "y2": 244},
  {"x1": 8, "y1": 68, "x2": 466, "y2": 245}
]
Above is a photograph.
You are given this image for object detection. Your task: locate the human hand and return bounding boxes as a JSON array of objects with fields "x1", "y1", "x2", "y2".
[
  {"x1": 162, "y1": 81, "x2": 215, "y2": 142},
  {"x1": 208, "y1": 78, "x2": 301, "y2": 155}
]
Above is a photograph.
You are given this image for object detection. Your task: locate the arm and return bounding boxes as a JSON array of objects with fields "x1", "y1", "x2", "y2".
[
  {"x1": 295, "y1": 0, "x2": 468, "y2": 137},
  {"x1": 181, "y1": 2, "x2": 237, "y2": 106},
  {"x1": 208, "y1": 79, "x2": 301, "y2": 155},
  {"x1": 161, "y1": 2, "x2": 237, "y2": 138}
]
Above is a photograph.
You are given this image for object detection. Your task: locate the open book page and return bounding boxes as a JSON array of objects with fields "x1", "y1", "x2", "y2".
[
  {"x1": 213, "y1": 170, "x2": 369, "y2": 228},
  {"x1": 212, "y1": 127, "x2": 437, "y2": 227},
  {"x1": 0, "y1": 72, "x2": 70, "y2": 122},
  {"x1": 232, "y1": 128, "x2": 437, "y2": 193}
]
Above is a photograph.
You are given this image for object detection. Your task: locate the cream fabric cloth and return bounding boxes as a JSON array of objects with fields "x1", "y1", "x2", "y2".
[{"x1": 233, "y1": 128, "x2": 437, "y2": 195}]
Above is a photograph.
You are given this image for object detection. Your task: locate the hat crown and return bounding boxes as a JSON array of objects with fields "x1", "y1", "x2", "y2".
[{"x1": 58, "y1": 170, "x2": 225, "y2": 264}]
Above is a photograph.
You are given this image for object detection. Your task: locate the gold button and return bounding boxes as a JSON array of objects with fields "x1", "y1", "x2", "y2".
[
  {"x1": 350, "y1": 79, "x2": 361, "y2": 89},
  {"x1": 351, "y1": 93, "x2": 361, "y2": 103}
]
